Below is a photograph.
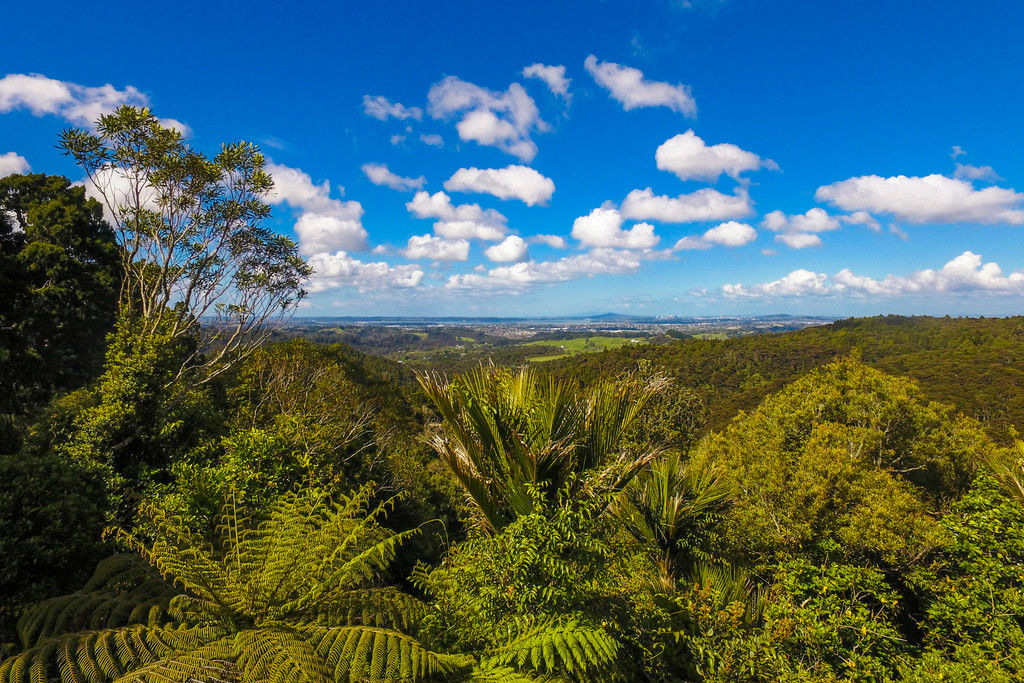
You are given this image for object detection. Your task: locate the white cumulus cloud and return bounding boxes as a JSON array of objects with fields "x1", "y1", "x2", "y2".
[
  {"x1": 306, "y1": 251, "x2": 424, "y2": 293},
  {"x1": 529, "y1": 234, "x2": 567, "y2": 249},
  {"x1": 620, "y1": 187, "x2": 752, "y2": 223},
  {"x1": 266, "y1": 162, "x2": 368, "y2": 254},
  {"x1": 674, "y1": 221, "x2": 757, "y2": 250},
  {"x1": 294, "y1": 214, "x2": 368, "y2": 256},
  {"x1": 484, "y1": 235, "x2": 529, "y2": 262},
  {"x1": 0, "y1": 73, "x2": 188, "y2": 132},
  {"x1": 419, "y1": 133, "x2": 444, "y2": 146},
  {"x1": 0, "y1": 152, "x2": 30, "y2": 176},
  {"x1": 841, "y1": 211, "x2": 881, "y2": 232},
  {"x1": 447, "y1": 248, "x2": 647, "y2": 292},
  {"x1": 402, "y1": 234, "x2": 469, "y2": 261},
  {"x1": 444, "y1": 165, "x2": 554, "y2": 206},
  {"x1": 361, "y1": 162, "x2": 426, "y2": 191},
  {"x1": 815, "y1": 174, "x2": 1024, "y2": 225},
  {"x1": 584, "y1": 56, "x2": 696, "y2": 116},
  {"x1": 656, "y1": 130, "x2": 777, "y2": 182},
  {"x1": 572, "y1": 207, "x2": 659, "y2": 249},
  {"x1": 427, "y1": 76, "x2": 548, "y2": 161},
  {"x1": 522, "y1": 63, "x2": 571, "y2": 100},
  {"x1": 761, "y1": 208, "x2": 839, "y2": 249},
  {"x1": 362, "y1": 95, "x2": 422, "y2": 121},
  {"x1": 406, "y1": 190, "x2": 508, "y2": 241},
  {"x1": 719, "y1": 251, "x2": 1024, "y2": 299}
]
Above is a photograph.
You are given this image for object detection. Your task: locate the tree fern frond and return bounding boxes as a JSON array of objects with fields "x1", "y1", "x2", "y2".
[
  {"x1": 234, "y1": 625, "x2": 330, "y2": 683},
  {"x1": 112, "y1": 635, "x2": 236, "y2": 683},
  {"x1": 482, "y1": 620, "x2": 619, "y2": 677},
  {"x1": 1, "y1": 487, "x2": 443, "y2": 682},
  {"x1": 316, "y1": 589, "x2": 427, "y2": 631},
  {"x1": 17, "y1": 556, "x2": 175, "y2": 648},
  {"x1": 1, "y1": 625, "x2": 221, "y2": 683},
  {"x1": 468, "y1": 663, "x2": 562, "y2": 682},
  {"x1": 306, "y1": 624, "x2": 471, "y2": 682}
]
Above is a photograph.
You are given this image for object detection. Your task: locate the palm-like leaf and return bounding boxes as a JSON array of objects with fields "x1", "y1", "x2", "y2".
[
  {"x1": 419, "y1": 366, "x2": 663, "y2": 532},
  {"x1": 619, "y1": 452, "x2": 732, "y2": 581},
  {"x1": 0, "y1": 486, "x2": 467, "y2": 682},
  {"x1": 986, "y1": 439, "x2": 1024, "y2": 507}
]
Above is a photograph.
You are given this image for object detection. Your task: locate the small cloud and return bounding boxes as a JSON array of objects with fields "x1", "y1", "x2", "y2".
[
  {"x1": 420, "y1": 133, "x2": 444, "y2": 147},
  {"x1": 584, "y1": 55, "x2": 696, "y2": 116},
  {"x1": 0, "y1": 73, "x2": 161, "y2": 129},
  {"x1": 361, "y1": 162, "x2": 426, "y2": 191},
  {"x1": 951, "y1": 145, "x2": 966, "y2": 159},
  {"x1": 620, "y1": 187, "x2": 752, "y2": 223},
  {"x1": 266, "y1": 162, "x2": 368, "y2": 255},
  {"x1": 718, "y1": 250, "x2": 1024, "y2": 300},
  {"x1": 529, "y1": 234, "x2": 567, "y2": 249},
  {"x1": 761, "y1": 208, "x2": 838, "y2": 249},
  {"x1": 572, "y1": 207, "x2": 659, "y2": 249},
  {"x1": 427, "y1": 76, "x2": 548, "y2": 161},
  {"x1": 953, "y1": 163, "x2": 1001, "y2": 183},
  {"x1": 444, "y1": 165, "x2": 554, "y2": 206},
  {"x1": 402, "y1": 234, "x2": 469, "y2": 261},
  {"x1": 0, "y1": 151, "x2": 31, "y2": 176},
  {"x1": 656, "y1": 130, "x2": 777, "y2": 182},
  {"x1": 816, "y1": 174, "x2": 1024, "y2": 225},
  {"x1": 674, "y1": 221, "x2": 757, "y2": 250},
  {"x1": 406, "y1": 190, "x2": 508, "y2": 241},
  {"x1": 521, "y1": 63, "x2": 571, "y2": 101},
  {"x1": 362, "y1": 95, "x2": 422, "y2": 121},
  {"x1": 484, "y1": 235, "x2": 529, "y2": 262},
  {"x1": 841, "y1": 211, "x2": 881, "y2": 233},
  {"x1": 306, "y1": 251, "x2": 423, "y2": 293}
]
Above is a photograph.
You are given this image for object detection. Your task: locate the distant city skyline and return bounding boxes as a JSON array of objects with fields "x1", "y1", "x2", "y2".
[{"x1": 2, "y1": 0, "x2": 1023, "y2": 317}]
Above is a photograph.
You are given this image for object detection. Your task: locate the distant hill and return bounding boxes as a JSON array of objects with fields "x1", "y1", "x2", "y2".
[{"x1": 546, "y1": 315, "x2": 1024, "y2": 444}]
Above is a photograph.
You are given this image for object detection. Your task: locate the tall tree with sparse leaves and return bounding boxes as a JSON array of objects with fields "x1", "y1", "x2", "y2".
[{"x1": 59, "y1": 105, "x2": 311, "y2": 385}]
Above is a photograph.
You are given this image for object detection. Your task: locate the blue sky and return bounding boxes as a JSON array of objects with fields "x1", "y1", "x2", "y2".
[{"x1": 2, "y1": 0, "x2": 1024, "y2": 317}]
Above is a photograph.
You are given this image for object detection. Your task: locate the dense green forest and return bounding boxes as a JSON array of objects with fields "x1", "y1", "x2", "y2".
[
  {"x1": 546, "y1": 315, "x2": 1024, "y2": 444},
  {"x1": 2, "y1": 109, "x2": 1023, "y2": 681}
]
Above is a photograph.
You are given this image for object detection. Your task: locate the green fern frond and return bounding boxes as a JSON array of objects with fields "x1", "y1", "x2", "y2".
[
  {"x1": 481, "y1": 620, "x2": 619, "y2": 677},
  {"x1": 17, "y1": 556, "x2": 176, "y2": 648},
  {"x1": 468, "y1": 663, "x2": 561, "y2": 681},
  {"x1": 112, "y1": 634, "x2": 236, "y2": 683},
  {"x1": 0, "y1": 486, "x2": 454, "y2": 682},
  {"x1": 317, "y1": 589, "x2": 427, "y2": 630},
  {"x1": 234, "y1": 625, "x2": 331, "y2": 683},
  {"x1": 0, "y1": 625, "x2": 223, "y2": 683},
  {"x1": 306, "y1": 624, "x2": 472, "y2": 681}
]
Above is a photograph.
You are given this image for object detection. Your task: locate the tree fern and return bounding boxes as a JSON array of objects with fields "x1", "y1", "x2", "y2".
[
  {"x1": 479, "y1": 619, "x2": 619, "y2": 678},
  {"x1": 15, "y1": 554, "x2": 176, "y2": 647},
  {"x1": 0, "y1": 485, "x2": 468, "y2": 682}
]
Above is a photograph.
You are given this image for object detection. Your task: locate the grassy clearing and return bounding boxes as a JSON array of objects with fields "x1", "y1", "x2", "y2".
[{"x1": 526, "y1": 336, "x2": 645, "y2": 362}]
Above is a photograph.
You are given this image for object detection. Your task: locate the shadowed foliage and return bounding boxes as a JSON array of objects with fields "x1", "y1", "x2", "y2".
[{"x1": 0, "y1": 486, "x2": 470, "y2": 682}]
